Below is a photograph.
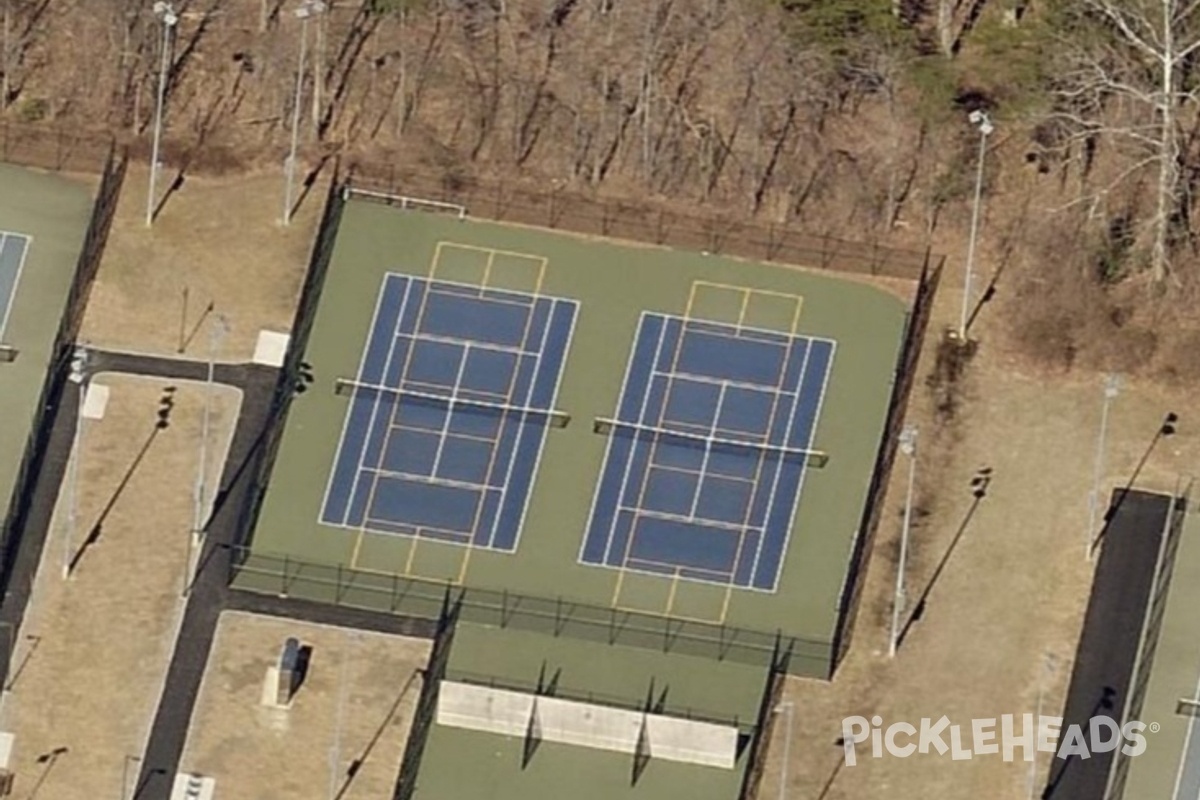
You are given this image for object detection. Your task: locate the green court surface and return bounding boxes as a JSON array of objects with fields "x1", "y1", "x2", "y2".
[
  {"x1": 241, "y1": 198, "x2": 908, "y2": 673},
  {"x1": 413, "y1": 726, "x2": 744, "y2": 800},
  {"x1": 446, "y1": 623, "x2": 765, "y2": 727},
  {"x1": 1118, "y1": 507, "x2": 1200, "y2": 799},
  {"x1": 0, "y1": 164, "x2": 93, "y2": 533}
]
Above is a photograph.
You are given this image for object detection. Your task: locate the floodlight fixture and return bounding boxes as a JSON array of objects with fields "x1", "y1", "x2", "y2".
[
  {"x1": 295, "y1": 0, "x2": 327, "y2": 19},
  {"x1": 146, "y1": 1, "x2": 178, "y2": 225},
  {"x1": 153, "y1": 1, "x2": 178, "y2": 26},
  {"x1": 959, "y1": 109, "x2": 996, "y2": 339}
]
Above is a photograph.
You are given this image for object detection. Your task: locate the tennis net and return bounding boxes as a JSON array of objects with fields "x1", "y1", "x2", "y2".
[
  {"x1": 334, "y1": 377, "x2": 571, "y2": 428},
  {"x1": 593, "y1": 416, "x2": 828, "y2": 467}
]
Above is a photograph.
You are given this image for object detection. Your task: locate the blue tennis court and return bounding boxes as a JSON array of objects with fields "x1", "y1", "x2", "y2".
[
  {"x1": 0, "y1": 231, "x2": 30, "y2": 339},
  {"x1": 580, "y1": 313, "x2": 834, "y2": 591},
  {"x1": 321, "y1": 274, "x2": 577, "y2": 552}
]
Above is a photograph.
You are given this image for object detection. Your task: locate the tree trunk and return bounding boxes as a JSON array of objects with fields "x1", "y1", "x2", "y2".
[
  {"x1": 1153, "y1": 1, "x2": 1176, "y2": 283},
  {"x1": 937, "y1": 0, "x2": 955, "y2": 56}
]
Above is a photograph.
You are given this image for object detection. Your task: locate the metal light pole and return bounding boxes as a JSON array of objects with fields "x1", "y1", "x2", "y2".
[
  {"x1": 329, "y1": 633, "x2": 354, "y2": 800},
  {"x1": 889, "y1": 425, "x2": 918, "y2": 658},
  {"x1": 123, "y1": 754, "x2": 142, "y2": 800},
  {"x1": 185, "y1": 314, "x2": 228, "y2": 597},
  {"x1": 283, "y1": 0, "x2": 326, "y2": 225},
  {"x1": 959, "y1": 110, "x2": 994, "y2": 340},
  {"x1": 146, "y1": 2, "x2": 178, "y2": 227},
  {"x1": 775, "y1": 701, "x2": 794, "y2": 800},
  {"x1": 1086, "y1": 374, "x2": 1121, "y2": 561},
  {"x1": 1028, "y1": 654, "x2": 1057, "y2": 799},
  {"x1": 63, "y1": 346, "x2": 88, "y2": 579}
]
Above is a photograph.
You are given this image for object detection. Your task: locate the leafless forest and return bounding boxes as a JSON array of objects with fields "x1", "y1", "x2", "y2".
[{"x1": 5, "y1": 0, "x2": 1200, "y2": 375}]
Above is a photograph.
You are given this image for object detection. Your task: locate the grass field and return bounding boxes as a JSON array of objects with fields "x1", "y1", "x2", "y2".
[{"x1": 238, "y1": 197, "x2": 907, "y2": 680}]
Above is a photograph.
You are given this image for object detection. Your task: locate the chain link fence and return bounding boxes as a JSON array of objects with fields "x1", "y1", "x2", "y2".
[
  {"x1": 345, "y1": 161, "x2": 938, "y2": 282},
  {"x1": 0, "y1": 120, "x2": 117, "y2": 175}
]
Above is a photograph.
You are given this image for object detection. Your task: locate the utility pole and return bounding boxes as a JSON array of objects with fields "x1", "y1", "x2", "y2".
[
  {"x1": 63, "y1": 346, "x2": 89, "y2": 579},
  {"x1": 775, "y1": 701, "x2": 794, "y2": 800},
  {"x1": 185, "y1": 314, "x2": 228, "y2": 597},
  {"x1": 283, "y1": 0, "x2": 326, "y2": 225},
  {"x1": 329, "y1": 632, "x2": 355, "y2": 800},
  {"x1": 959, "y1": 110, "x2": 994, "y2": 340},
  {"x1": 146, "y1": 2, "x2": 178, "y2": 226},
  {"x1": 889, "y1": 425, "x2": 918, "y2": 657},
  {"x1": 1086, "y1": 375, "x2": 1121, "y2": 561}
]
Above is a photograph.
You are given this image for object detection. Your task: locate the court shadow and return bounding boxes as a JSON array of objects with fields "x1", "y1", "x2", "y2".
[
  {"x1": 1090, "y1": 412, "x2": 1178, "y2": 558},
  {"x1": 292, "y1": 644, "x2": 313, "y2": 694},
  {"x1": 288, "y1": 153, "x2": 335, "y2": 223},
  {"x1": 1040, "y1": 686, "x2": 1118, "y2": 799},
  {"x1": 895, "y1": 467, "x2": 992, "y2": 652},
  {"x1": 67, "y1": 387, "x2": 176, "y2": 576},
  {"x1": 176, "y1": 295, "x2": 215, "y2": 355},
  {"x1": 131, "y1": 767, "x2": 170, "y2": 800},
  {"x1": 5, "y1": 634, "x2": 41, "y2": 690},
  {"x1": 26, "y1": 747, "x2": 69, "y2": 800},
  {"x1": 816, "y1": 740, "x2": 848, "y2": 800},
  {"x1": 333, "y1": 668, "x2": 422, "y2": 800}
]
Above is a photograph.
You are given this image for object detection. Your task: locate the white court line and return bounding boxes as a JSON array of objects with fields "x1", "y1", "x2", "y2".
[
  {"x1": 393, "y1": 420, "x2": 498, "y2": 447},
  {"x1": 429, "y1": 344, "x2": 472, "y2": 478},
  {"x1": 1171, "y1": 664, "x2": 1200, "y2": 799},
  {"x1": 429, "y1": 282, "x2": 536, "y2": 310},
  {"x1": 682, "y1": 318, "x2": 792, "y2": 348},
  {"x1": 650, "y1": 461, "x2": 757, "y2": 486},
  {"x1": 0, "y1": 233, "x2": 32, "y2": 342},
  {"x1": 509, "y1": 298, "x2": 581, "y2": 553},
  {"x1": 603, "y1": 317, "x2": 672, "y2": 566},
  {"x1": 653, "y1": 367, "x2": 801, "y2": 398},
  {"x1": 403, "y1": 376, "x2": 512, "y2": 401},
  {"x1": 688, "y1": 383, "x2": 728, "y2": 519},
  {"x1": 755, "y1": 337, "x2": 837, "y2": 592},
  {"x1": 402, "y1": 329, "x2": 538, "y2": 357},
  {"x1": 361, "y1": 463, "x2": 501, "y2": 494},
  {"x1": 624, "y1": 556, "x2": 735, "y2": 583},
  {"x1": 577, "y1": 311, "x2": 653, "y2": 566},
  {"x1": 317, "y1": 275, "x2": 408, "y2": 527},
  {"x1": 746, "y1": 336, "x2": 813, "y2": 588},
  {"x1": 619, "y1": 504, "x2": 764, "y2": 536},
  {"x1": 484, "y1": 298, "x2": 547, "y2": 549},
  {"x1": 683, "y1": 314, "x2": 834, "y2": 347},
  {"x1": 353, "y1": 278, "x2": 421, "y2": 516}
]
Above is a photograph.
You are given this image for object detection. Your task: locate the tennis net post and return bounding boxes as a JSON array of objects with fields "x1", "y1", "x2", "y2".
[
  {"x1": 334, "y1": 377, "x2": 571, "y2": 428},
  {"x1": 593, "y1": 416, "x2": 829, "y2": 467},
  {"x1": 0, "y1": 345, "x2": 17, "y2": 363}
]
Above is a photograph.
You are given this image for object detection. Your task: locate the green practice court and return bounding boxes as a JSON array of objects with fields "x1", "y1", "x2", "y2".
[
  {"x1": 0, "y1": 164, "x2": 93, "y2": 539},
  {"x1": 239, "y1": 195, "x2": 908, "y2": 671},
  {"x1": 235, "y1": 193, "x2": 911, "y2": 798}
]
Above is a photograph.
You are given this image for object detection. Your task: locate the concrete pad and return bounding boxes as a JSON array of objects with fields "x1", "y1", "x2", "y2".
[
  {"x1": 81, "y1": 383, "x2": 109, "y2": 420},
  {"x1": 252, "y1": 330, "x2": 290, "y2": 367},
  {"x1": 436, "y1": 681, "x2": 737, "y2": 769},
  {"x1": 179, "y1": 612, "x2": 429, "y2": 800}
]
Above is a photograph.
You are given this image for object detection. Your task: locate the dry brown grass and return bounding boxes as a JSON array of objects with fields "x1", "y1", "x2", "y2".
[
  {"x1": 180, "y1": 611, "x2": 430, "y2": 800},
  {"x1": 0, "y1": 375, "x2": 240, "y2": 800},
  {"x1": 754, "y1": 234, "x2": 1200, "y2": 798},
  {"x1": 79, "y1": 166, "x2": 322, "y2": 361}
]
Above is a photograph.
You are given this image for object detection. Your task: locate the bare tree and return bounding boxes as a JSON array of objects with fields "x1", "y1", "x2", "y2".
[{"x1": 1055, "y1": 0, "x2": 1200, "y2": 282}]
